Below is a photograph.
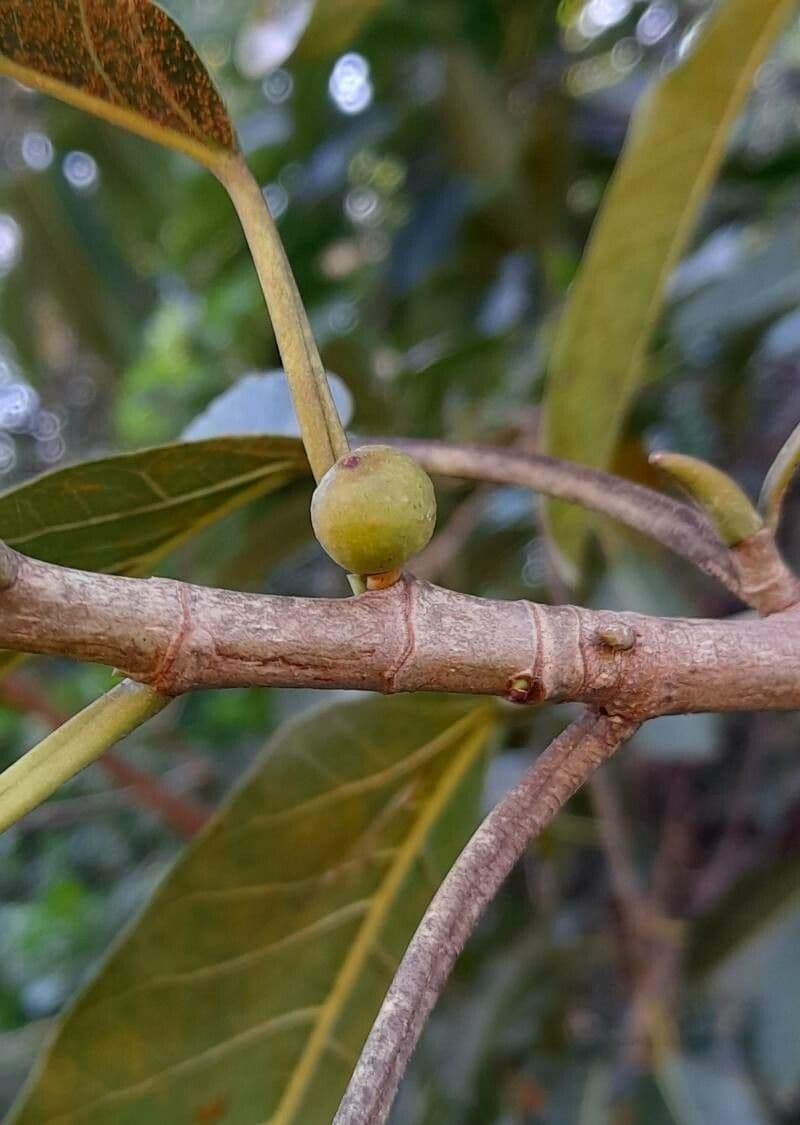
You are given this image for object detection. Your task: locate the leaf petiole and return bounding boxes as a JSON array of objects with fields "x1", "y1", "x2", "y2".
[
  {"x1": 0, "y1": 680, "x2": 170, "y2": 834},
  {"x1": 217, "y1": 155, "x2": 350, "y2": 483}
]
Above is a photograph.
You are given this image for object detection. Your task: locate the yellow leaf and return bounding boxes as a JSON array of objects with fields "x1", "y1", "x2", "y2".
[{"x1": 542, "y1": 0, "x2": 795, "y2": 581}]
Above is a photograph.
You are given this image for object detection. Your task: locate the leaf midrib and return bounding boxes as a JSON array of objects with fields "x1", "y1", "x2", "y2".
[
  {"x1": 230, "y1": 709, "x2": 489, "y2": 839},
  {"x1": 3, "y1": 460, "x2": 299, "y2": 549},
  {"x1": 270, "y1": 706, "x2": 494, "y2": 1125}
]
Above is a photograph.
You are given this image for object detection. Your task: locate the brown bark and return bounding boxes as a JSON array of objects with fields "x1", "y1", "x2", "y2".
[
  {"x1": 1, "y1": 549, "x2": 799, "y2": 718},
  {"x1": 731, "y1": 527, "x2": 800, "y2": 614}
]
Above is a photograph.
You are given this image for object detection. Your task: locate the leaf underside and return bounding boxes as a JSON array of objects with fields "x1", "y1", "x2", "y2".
[
  {"x1": 11, "y1": 695, "x2": 496, "y2": 1125},
  {"x1": 0, "y1": 0, "x2": 237, "y2": 166},
  {"x1": 0, "y1": 436, "x2": 309, "y2": 672},
  {"x1": 0, "y1": 436, "x2": 307, "y2": 575}
]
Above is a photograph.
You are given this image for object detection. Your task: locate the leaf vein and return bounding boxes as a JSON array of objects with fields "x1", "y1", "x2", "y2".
[
  {"x1": 233, "y1": 710, "x2": 487, "y2": 838},
  {"x1": 3, "y1": 461, "x2": 296, "y2": 548},
  {"x1": 40, "y1": 1007, "x2": 321, "y2": 1125}
]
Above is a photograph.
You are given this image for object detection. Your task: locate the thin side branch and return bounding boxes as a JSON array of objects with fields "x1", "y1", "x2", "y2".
[
  {"x1": 398, "y1": 440, "x2": 740, "y2": 596},
  {"x1": 730, "y1": 528, "x2": 800, "y2": 615},
  {"x1": 333, "y1": 710, "x2": 639, "y2": 1125}
]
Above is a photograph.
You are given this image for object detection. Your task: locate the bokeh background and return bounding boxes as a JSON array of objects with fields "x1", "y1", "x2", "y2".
[{"x1": 1, "y1": 0, "x2": 800, "y2": 1120}]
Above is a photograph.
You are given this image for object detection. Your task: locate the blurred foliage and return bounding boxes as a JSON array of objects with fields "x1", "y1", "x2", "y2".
[{"x1": 0, "y1": 0, "x2": 798, "y2": 1121}]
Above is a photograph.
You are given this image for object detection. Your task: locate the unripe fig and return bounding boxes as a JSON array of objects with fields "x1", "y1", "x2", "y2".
[{"x1": 311, "y1": 445, "x2": 437, "y2": 575}]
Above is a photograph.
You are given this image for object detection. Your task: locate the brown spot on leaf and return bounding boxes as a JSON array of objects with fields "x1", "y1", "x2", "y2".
[{"x1": 195, "y1": 1097, "x2": 227, "y2": 1123}]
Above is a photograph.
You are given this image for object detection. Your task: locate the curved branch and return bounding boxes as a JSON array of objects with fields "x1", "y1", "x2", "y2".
[
  {"x1": 333, "y1": 710, "x2": 639, "y2": 1125},
  {"x1": 398, "y1": 439, "x2": 740, "y2": 596}
]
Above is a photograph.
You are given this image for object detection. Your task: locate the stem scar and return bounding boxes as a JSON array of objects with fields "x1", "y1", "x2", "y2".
[{"x1": 505, "y1": 673, "x2": 545, "y2": 705}]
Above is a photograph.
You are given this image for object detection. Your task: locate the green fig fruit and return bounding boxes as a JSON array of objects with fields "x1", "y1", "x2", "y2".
[{"x1": 311, "y1": 445, "x2": 437, "y2": 575}]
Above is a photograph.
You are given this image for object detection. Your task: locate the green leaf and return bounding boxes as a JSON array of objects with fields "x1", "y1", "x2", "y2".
[
  {"x1": 687, "y1": 856, "x2": 800, "y2": 979},
  {"x1": 11, "y1": 695, "x2": 496, "y2": 1125},
  {"x1": 0, "y1": 436, "x2": 309, "y2": 676},
  {"x1": 294, "y1": 0, "x2": 384, "y2": 61},
  {"x1": 0, "y1": 0, "x2": 237, "y2": 170},
  {"x1": 650, "y1": 452, "x2": 762, "y2": 547},
  {"x1": 0, "y1": 436, "x2": 308, "y2": 576},
  {"x1": 759, "y1": 420, "x2": 800, "y2": 530},
  {"x1": 541, "y1": 0, "x2": 794, "y2": 580},
  {"x1": 656, "y1": 1053, "x2": 769, "y2": 1125},
  {"x1": 752, "y1": 907, "x2": 800, "y2": 1108}
]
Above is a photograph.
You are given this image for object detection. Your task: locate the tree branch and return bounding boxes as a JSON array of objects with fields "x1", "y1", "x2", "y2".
[
  {"x1": 398, "y1": 440, "x2": 741, "y2": 597},
  {"x1": 0, "y1": 549, "x2": 798, "y2": 717},
  {"x1": 333, "y1": 710, "x2": 639, "y2": 1125},
  {"x1": 729, "y1": 527, "x2": 800, "y2": 615}
]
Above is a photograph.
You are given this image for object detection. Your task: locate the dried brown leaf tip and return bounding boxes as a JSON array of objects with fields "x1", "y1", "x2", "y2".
[{"x1": 0, "y1": 0, "x2": 237, "y2": 166}]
